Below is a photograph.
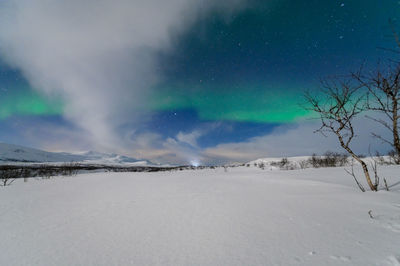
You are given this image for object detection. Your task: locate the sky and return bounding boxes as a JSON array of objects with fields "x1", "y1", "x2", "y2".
[{"x1": 0, "y1": 0, "x2": 399, "y2": 165}]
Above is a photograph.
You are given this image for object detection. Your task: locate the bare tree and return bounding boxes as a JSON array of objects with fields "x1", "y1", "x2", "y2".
[
  {"x1": 0, "y1": 168, "x2": 20, "y2": 187},
  {"x1": 352, "y1": 64, "x2": 400, "y2": 164},
  {"x1": 304, "y1": 78, "x2": 378, "y2": 191}
]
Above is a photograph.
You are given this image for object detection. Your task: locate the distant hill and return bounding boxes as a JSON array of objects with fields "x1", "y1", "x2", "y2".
[{"x1": 0, "y1": 143, "x2": 151, "y2": 165}]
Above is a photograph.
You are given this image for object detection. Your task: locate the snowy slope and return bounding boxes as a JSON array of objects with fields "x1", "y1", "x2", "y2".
[
  {"x1": 0, "y1": 165, "x2": 399, "y2": 266},
  {"x1": 78, "y1": 150, "x2": 152, "y2": 165},
  {"x1": 0, "y1": 142, "x2": 86, "y2": 162},
  {"x1": 0, "y1": 142, "x2": 150, "y2": 165},
  {"x1": 248, "y1": 156, "x2": 311, "y2": 170},
  {"x1": 247, "y1": 155, "x2": 394, "y2": 171},
  {"x1": 249, "y1": 156, "x2": 311, "y2": 165}
]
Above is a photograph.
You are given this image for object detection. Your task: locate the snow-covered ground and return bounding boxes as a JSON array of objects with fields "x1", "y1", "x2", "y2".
[{"x1": 1, "y1": 165, "x2": 399, "y2": 266}]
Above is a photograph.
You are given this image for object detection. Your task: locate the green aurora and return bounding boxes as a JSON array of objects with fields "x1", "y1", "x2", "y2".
[
  {"x1": 0, "y1": 85, "x2": 62, "y2": 119},
  {"x1": 1, "y1": 0, "x2": 399, "y2": 131},
  {"x1": 152, "y1": 83, "x2": 311, "y2": 123}
]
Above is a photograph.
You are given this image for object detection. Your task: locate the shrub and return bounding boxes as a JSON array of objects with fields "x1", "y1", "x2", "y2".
[
  {"x1": 0, "y1": 168, "x2": 20, "y2": 186},
  {"x1": 307, "y1": 152, "x2": 348, "y2": 168}
]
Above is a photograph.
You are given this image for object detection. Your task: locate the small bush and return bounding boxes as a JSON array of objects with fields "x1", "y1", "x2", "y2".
[
  {"x1": 280, "y1": 158, "x2": 289, "y2": 167},
  {"x1": 299, "y1": 160, "x2": 309, "y2": 169},
  {"x1": 0, "y1": 168, "x2": 21, "y2": 186},
  {"x1": 307, "y1": 151, "x2": 348, "y2": 168},
  {"x1": 388, "y1": 150, "x2": 400, "y2": 164},
  {"x1": 270, "y1": 158, "x2": 296, "y2": 170}
]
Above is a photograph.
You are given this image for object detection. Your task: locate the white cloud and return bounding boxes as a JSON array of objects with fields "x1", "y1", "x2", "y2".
[
  {"x1": 176, "y1": 130, "x2": 203, "y2": 148},
  {"x1": 201, "y1": 116, "x2": 393, "y2": 164},
  {"x1": 5, "y1": 113, "x2": 393, "y2": 165},
  {"x1": 0, "y1": 0, "x2": 248, "y2": 152}
]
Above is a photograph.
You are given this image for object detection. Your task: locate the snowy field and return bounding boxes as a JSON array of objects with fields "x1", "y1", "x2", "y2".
[{"x1": 1, "y1": 166, "x2": 400, "y2": 266}]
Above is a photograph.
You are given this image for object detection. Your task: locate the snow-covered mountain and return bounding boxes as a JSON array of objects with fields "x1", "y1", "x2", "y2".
[
  {"x1": 77, "y1": 150, "x2": 152, "y2": 165},
  {"x1": 0, "y1": 143, "x2": 85, "y2": 163},
  {"x1": 0, "y1": 143, "x2": 150, "y2": 165}
]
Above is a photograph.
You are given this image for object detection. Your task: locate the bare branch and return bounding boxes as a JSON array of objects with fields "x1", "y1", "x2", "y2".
[
  {"x1": 344, "y1": 160, "x2": 366, "y2": 192},
  {"x1": 304, "y1": 76, "x2": 377, "y2": 191},
  {"x1": 353, "y1": 60, "x2": 400, "y2": 162}
]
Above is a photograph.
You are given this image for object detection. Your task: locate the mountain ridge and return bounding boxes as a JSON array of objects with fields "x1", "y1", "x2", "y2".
[{"x1": 0, "y1": 142, "x2": 151, "y2": 165}]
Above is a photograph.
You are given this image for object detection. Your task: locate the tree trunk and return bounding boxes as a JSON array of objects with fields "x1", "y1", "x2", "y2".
[
  {"x1": 359, "y1": 160, "x2": 377, "y2": 191},
  {"x1": 347, "y1": 152, "x2": 377, "y2": 191},
  {"x1": 337, "y1": 133, "x2": 377, "y2": 191},
  {"x1": 393, "y1": 99, "x2": 400, "y2": 163}
]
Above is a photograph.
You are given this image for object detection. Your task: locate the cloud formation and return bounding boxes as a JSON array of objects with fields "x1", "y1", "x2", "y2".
[
  {"x1": 0, "y1": 0, "x2": 248, "y2": 152},
  {"x1": 201, "y1": 116, "x2": 393, "y2": 164}
]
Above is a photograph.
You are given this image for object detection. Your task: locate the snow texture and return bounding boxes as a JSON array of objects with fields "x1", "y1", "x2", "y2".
[{"x1": 0, "y1": 165, "x2": 399, "y2": 265}]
